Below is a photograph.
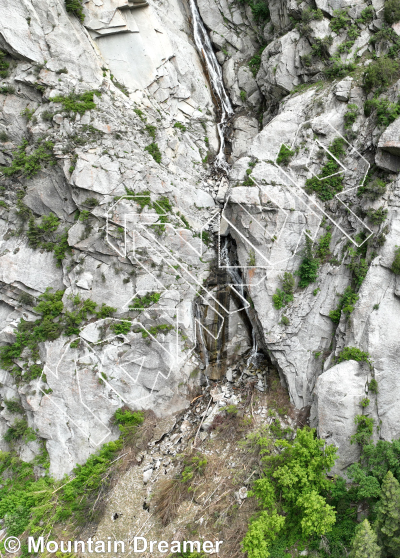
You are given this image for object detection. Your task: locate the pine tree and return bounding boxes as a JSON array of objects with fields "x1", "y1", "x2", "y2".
[
  {"x1": 376, "y1": 470, "x2": 400, "y2": 557},
  {"x1": 350, "y1": 519, "x2": 381, "y2": 558}
]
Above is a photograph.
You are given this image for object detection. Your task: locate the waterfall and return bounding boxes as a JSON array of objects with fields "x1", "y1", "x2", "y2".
[
  {"x1": 188, "y1": 0, "x2": 233, "y2": 169},
  {"x1": 220, "y1": 238, "x2": 259, "y2": 368},
  {"x1": 195, "y1": 302, "x2": 210, "y2": 379}
]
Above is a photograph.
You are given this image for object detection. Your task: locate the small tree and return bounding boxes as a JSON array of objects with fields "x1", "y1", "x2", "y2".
[
  {"x1": 375, "y1": 471, "x2": 400, "y2": 556},
  {"x1": 350, "y1": 519, "x2": 381, "y2": 558}
]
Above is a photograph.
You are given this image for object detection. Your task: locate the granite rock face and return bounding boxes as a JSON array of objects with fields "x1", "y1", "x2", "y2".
[{"x1": 1, "y1": 0, "x2": 400, "y2": 480}]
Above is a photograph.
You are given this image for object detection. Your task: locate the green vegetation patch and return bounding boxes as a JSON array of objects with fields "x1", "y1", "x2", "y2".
[
  {"x1": 276, "y1": 144, "x2": 294, "y2": 166},
  {"x1": 144, "y1": 142, "x2": 161, "y2": 164},
  {"x1": 329, "y1": 287, "x2": 359, "y2": 324},
  {"x1": 384, "y1": 0, "x2": 400, "y2": 23},
  {"x1": 363, "y1": 58, "x2": 400, "y2": 93},
  {"x1": 0, "y1": 139, "x2": 56, "y2": 178},
  {"x1": 0, "y1": 290, "x2": 115, "y2": 382},
  {"x1": 364, "y1": 96, "x2": 400, "y2": 127},
  {"x1": 139, "y1": 324, "x2": 174, "y2": 339},
  {"x1": 0, "y1": 50, "x2": 10, "y2": 79},
  {"x1": 272, "y1": 272, "x2": 295, "y2": 309},
  {"x1": 337, "y1": 346, "x2": 372, "y2": 365},
  {"x1": 392, "y1": 246, "x2": 400, "y2": 274},
  {"x1": 65, "y1": 0, "x2": 85, "y2": 22},
  {"x1": 52, "y1": 90, "x2": 101, "y2": 114},
  {"x1": 305, "y1": 138, "x2": 346, "y2": 201},
  {"x1": 129, "y1": 292, "x2": 161, "y2": 310}
]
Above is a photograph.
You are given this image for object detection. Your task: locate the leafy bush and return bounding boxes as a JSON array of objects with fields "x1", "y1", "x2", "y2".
[
  {"x1": 329, "y1": 287, "x2": 359, "y2": 324},
  {"x1": 356, "y1": 6, "x2": 375, "y2": 24},
  {"x1": 65, "y1": 0, "x2": 85, "y2": 22},
  {"x1": 243, "y1": 428, "x2": 337, "y2": 558},
  {"x1": 305, "y1": 138, "x2": 346, "y2": 201},
  {"x1": 344, "y1": 103, "x2": 359, "y2": 129},
  {"x1": 52, "y1": 90, "x2": 101, "y2": 114},
  {"x1": 337, "y1": 346, "x2": 371, "y2": 365},
  {"x1": 276, "y1": 144, "x2": 294, "y2": 166},
  {"x1": 129, "y1": 292, "x2": 161, "y2": 310},
  {"x1": 330, "y1": 8, "x2": 351, "y2": 33},
  {"x1": 3, "y1": 399, "x2": 24, "y2": 414},
  {"x1": 145, "y1": 124, "x2": 156, "y2": 139},
  {"x1": 364, "y1": 96, "x2": 400, "y2": 126},
  {"x1": 248, "y1": 47, "x2": 266, "y2": 77},
  {"x1": 298, "y1": 235, "x2": 319, "y2": 288},
  {"x1": 367, "y1": 206, "x2": 388, "y2": 225},
  {"x1": 272, "y1": 272, "x2": 295, "y2": 309},
  {"x1": 174, "y1": 122, "x2": 187, "y2": 131},
  {"x1": 0, "y1": 50, "x2": 9, "y2": 78},
  {"x1": 384, "y1": 0, "x2": 400, "y2": 24},
  {"x1": 324, "y1": 59, "x2": 356, "y2": 79},
  {"x1": 391, "y1": 246, "x2": 400, "y2": 274},
  {"x1": 4, "y1": 418, "x2": 36, "y2": 443},
  {"x1": 369, "y1": 378, "x2": 379, "y2": 394},
  {"x1": 110, "y1": 320, "x2": 131, "y2": 335},
  {"x1": 140, "y1": 324, "x2": 174, "y2": 338},
  {"x1": 351, "y1": 415, "x2": 374, "y2": 446},
  {"x1": 358, "y1": 177, "x2": 387, "y2": 200},
  {"x1": 311, "y1": 36, "x2": 333, "y2": 59},
  {"x1": 363, "y1": 57, "x2": 400, "y2": 92},
  {"x1": 0, "y1": 139, "x2": 56, "y2": 178},
  {"x1": 145, "y1": 142, "x2": 161, "y2": 163}
]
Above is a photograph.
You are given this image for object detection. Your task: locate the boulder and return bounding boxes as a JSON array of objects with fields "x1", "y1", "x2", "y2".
[
  {"x1": 376, "y1": 117, "x2": 400, "y2": 171},
  {"x1": 334, "y1": 77, "x2": 353, "y2": 102},
  {"x1": 312, "y1": 361, "x2": 367, "y2": 475}
]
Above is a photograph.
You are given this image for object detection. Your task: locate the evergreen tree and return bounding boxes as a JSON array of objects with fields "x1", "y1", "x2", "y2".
[
  {"x1": 350, "y1": 519, "x2": 381, "y2": 558},
  {"x1": 376, "y1": 471, "x2": 400, "y2": 557}
]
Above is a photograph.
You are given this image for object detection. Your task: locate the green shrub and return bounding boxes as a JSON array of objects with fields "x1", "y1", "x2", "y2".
[
  {"x1": 0, "y1": 131, "x2": 8, "y2": 142},
  {"x1": 3, "y1": 399, "x2": 25, "y2": 414},
  {"x1": 281, "y1": 315, "x2": 290, "y2": 326},
  {"x1": 0, "y1": 50, "x2": 10, "y2": 79},
  {"x1": 324, "y1": 59, "x2": 356, "y2": 79},
  {"x1": 391, "y1": 246, "x2": 400, "y2": 274},
  {"x1": 95, "y1": 303, "x2": 116, "y2": 319},
  {"x1": 27, "y1": 213, "x2": 60, "y2": 249},
  {"x1": 144, "y1": 142, "x2": 161, "y2": 163},
  {"x1": 0, "y1": 85, "x2": 15, "y2": 95},
  {"x1": 363, "y1": 57, "x2": 400, "y2": 92},
  {"x1": 110, "y1": 320, "x2": 131, "y2": 335},
  {"x1": 272, "y1": 272, "x2": 295, "y2": 309},
  {"x1": 276, "y1": 144, "x2": 295, "y2": 166},
  {"x1": 243, "y1": 428, "x2": 337, "y2": 558},
  {"x1": 367, "y1": 206, "x2": 388, "y2": 225},
  {"x1": 351, "y1": 415, "x2": 374, "y2": 446},
  {"x1": 337, "y1": 346, "x2": 371, "y2": 365},
  {"x1": 0, "y1": 139, "x2": 56, "y2": 178},
  {"x1": 356, "y1": 6, "x2": 375, "y2": 24},
  {"x1": 305, "y1": 138, "x2": 346, "y2": 201},
  {"x1": 368, "y1": 378, "x2": 379, "y2": 394},
  {"x1": 52, "y1": 90, "x2": 101, "y2": 114},
  {"x1": 344, "y1": 103, "x2": 359, "y2": 129},
  {"x1": 114, "y1": 408, "x2": 144, "y2": 435},
  {"x1": 145, "y1": 124, "x2": 156, "y2": 139},
  {"x1": 248, "y1": 47, "x2": 266, "y2": 77},
  {"x1": 311, "y1": 36, "x2": 333, "y2": 59},
  {"x1": 65, "y1": 0, "x2": 85, "y2": 22},
  {"x1": 364, "y1": 96, "x2": 400, "y2": 126},
  {"x1": 298, "y1": 235, "x2": 319, "y2": 288},
  {"x1": 173, "y1": 122, "x2": 187, "y2": 131},
  {"x1": 129, "y1": 292, "x2": 160, "y2": 310},
  {"x1": 4, "y1": 419, "x2": 36, "y2": 443},
  {"x1": 361, "y1": 397, "x2": 370, "y2": 408},
  {"x1": 358, "y1": 177, "x2": 386, "y2": 200},
  {"x1": 316, "y1": 229, "x2": 332, "y2": 261},
  {"x1": 330, "y1": 8, "x2": 351, "y2": 33},
  {"x1": 384, "y1": 0, "x2": 400, "y2": 23},
  {"x1": 140, "y1": 324, "x2": 174, "y2": 338},
  {"x1": 329, "y1": 287, "x2": 359, "y2": 324}
]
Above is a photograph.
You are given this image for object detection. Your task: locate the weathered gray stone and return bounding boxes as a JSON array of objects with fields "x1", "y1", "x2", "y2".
[{"x1": 313, "y1": 361, "x2": 366, "y2": 475}]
